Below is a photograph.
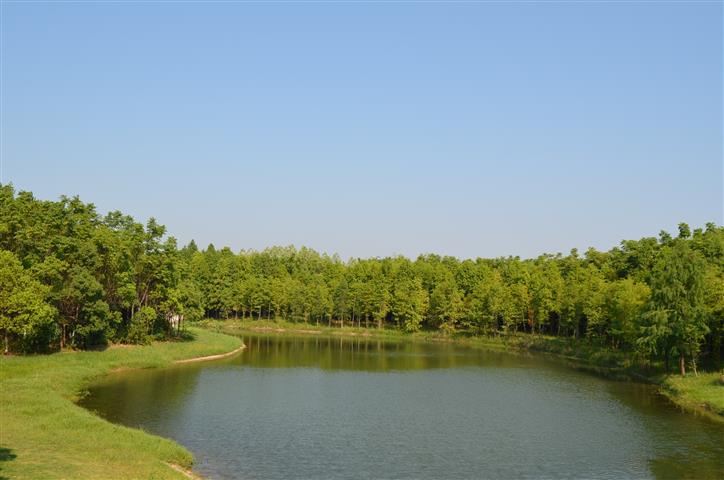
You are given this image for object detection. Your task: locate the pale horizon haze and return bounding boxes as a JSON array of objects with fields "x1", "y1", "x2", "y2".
[{"x1": 1, "y1": 2, "x2": 722, "y2": 260}]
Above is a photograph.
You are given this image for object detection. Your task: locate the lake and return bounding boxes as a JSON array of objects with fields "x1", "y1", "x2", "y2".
[{"x1": 80, "y1": 335, "x2": 724, "y2": 479}]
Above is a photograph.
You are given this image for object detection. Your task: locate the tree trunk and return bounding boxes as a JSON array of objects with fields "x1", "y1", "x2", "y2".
[
  {"x1": 679, "y1": 353, "x2": 686, "y2": 376},
  {"x1": 4, "y1": 330, "x2": 8, "y2": 355},
  {"x1": 713, "y1": 323, "x2": 722, "y2": 366},
  {"x1": 665, "y1": 352, "x2": 670, "y2": 373}
]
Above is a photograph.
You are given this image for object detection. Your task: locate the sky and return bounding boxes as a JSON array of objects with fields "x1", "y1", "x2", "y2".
[{"x1": 1, "y1": 1, "x2": 722, "y2": 260}]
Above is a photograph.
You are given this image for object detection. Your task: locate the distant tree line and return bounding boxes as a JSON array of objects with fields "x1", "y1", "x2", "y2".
[{"x1": 1, "y1": 185, "x2": 722, "y2": 375}]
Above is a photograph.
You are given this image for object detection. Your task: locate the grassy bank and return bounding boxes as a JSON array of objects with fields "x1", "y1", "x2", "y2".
[
  {"x1": 201, "y1": 318, "x2": 724, "y2": 422},
  {"x1": 0, "y1": 327, "x2": 242, "y2": 480},
  {"x1": 660, "y1": 373, "x2": 724, "y2": 418},
  {"x1": 199, "y1": 317, "x2": 444, "y2": 341},
  {"x1": 497, "y1": 334, "x2": 724, "y2": 422}
]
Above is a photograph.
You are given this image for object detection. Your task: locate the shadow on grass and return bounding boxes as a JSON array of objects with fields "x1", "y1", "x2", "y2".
[
  {"x1": 168, "y1": 329, "x2": 197, "y2": 343},
  {"x1": 0, "y1": 446, "x2": 16, "y2": 480}
]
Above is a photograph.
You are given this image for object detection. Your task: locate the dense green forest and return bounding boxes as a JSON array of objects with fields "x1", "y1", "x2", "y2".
[{"x1": 1, "y1": 184, "x2": 722, "y2": 375}]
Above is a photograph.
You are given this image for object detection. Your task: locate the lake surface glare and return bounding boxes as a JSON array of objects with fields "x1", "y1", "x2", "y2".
[{"x1": 81, "y1": 335, "x2": 724, "y2": 479}]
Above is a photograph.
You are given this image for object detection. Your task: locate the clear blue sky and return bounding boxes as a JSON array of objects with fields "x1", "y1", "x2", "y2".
[{"x1": 1, "y1": 2, "x2": 721, "y2": 259}]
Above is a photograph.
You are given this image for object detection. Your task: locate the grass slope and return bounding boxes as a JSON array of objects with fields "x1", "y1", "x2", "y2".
[
  {"x1": 0, "y1": 328, "x2": 242, "y2": 480},
  {"x1": 661, "y1": 373, "x2": 724, "y2": 418}
]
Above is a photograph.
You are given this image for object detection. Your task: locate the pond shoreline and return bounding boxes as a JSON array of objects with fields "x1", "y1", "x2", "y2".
[
  {"x1": 6, "y1": 322, "x2": 718, "y2": 479},
  {"x1": 201, "y1": 318, "x2": 724, "y2": 424},
  {"x1": 88, "y1": 327, "x2": 724, "y2": 480},
  {"x1": 174, "y1": 344, "x2": 246, "y2": 364},
  {"x1": 0, "y1": 327, "x2": 243, "y2": 479}
]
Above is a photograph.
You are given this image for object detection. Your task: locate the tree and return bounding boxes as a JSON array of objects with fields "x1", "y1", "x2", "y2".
[
  {"x1": 370, "y1": 277, "x2": 390, "y2": 329},
  {"x1": 0, "y1": 250, "x2": 56, "y2": 353},
  {"x1": 429, "y1": 277, "x2": 464, "y2": 333},
  {"x1": 702, "y1": 267, "x2": 724, "y2": 366},
  {"x1": 528, "y1": 259, "x2": 562, "y2": 334},
  {"x1": 639, "y1": 242, "x2": 708, "y2": 375},
  {"x1": 581, "y1": 265, "x2": 607, "y2": 340},
  {"x1": 391, "y1": 277, "x2": 428, "y2": 333},
  {"x1": 53, "y1": 261, "x2": 124, "y2": 348},
  {"x1": 467, "y1": 272, "x2": 507, "y2": 334},
  {"x1": 126, "y1": 306, "x2": 157, "y2": 344},
  {"x1": 678, "y1": 222, "x2": 691, "y2": 239},
  {"x1": 605, "y1": 279, "x2": 649, "y2": 349}
]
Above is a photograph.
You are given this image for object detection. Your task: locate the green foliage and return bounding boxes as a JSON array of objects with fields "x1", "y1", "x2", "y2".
[
  {"x1": 392, "y1": 277, "x2": 429, "y2": 333},
  {"x1": 466, "y1": 270, "x2": 506, "y2": 333},
  {"x1": 429, "y1": 277, "x2": 464, "y2": 332},
  {"x1": 639, "y1": 241, "x2": 708, "y2": 374},
  {"x1": 126, "y1": 306, "x2": 157, "y2": 344},
  {"x1": 1, "y1": 183, "x2": 723, "y2": 373},
  {"x1": 0, "y1": 250, "x2": 57, "y2": 353},
  {"x1": 0, "y1": 184, "x2": 187, "y2": 352},
  {"x1": 605, "y1": 278, "x2": 649, "y2": 349}
]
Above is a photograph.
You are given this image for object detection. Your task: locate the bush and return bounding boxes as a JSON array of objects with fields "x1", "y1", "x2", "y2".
[{"x1": 125, "y1": 307, "x2": 157, "y2": 344}]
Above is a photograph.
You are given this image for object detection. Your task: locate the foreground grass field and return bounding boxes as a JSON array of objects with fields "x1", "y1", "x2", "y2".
[
  {"x1": 0, "y1": 328, "x2": 242, "y2": 480},
  {"x1": 203, "y1": 318, "x2": 724, "y2": 422}
]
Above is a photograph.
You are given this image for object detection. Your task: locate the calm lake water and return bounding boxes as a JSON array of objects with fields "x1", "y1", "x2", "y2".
[{"x1": 80, "y1": 335, "x2": 724, "y2": 479}]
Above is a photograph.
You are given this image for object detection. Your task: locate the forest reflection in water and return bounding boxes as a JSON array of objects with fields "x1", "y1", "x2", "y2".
[{"x1": 81, "y1": 334, "x2": 724, "y2": 480}]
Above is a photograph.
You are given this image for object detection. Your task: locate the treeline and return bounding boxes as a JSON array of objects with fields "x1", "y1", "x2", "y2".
[
  {"x1": 190, "y1": 225, "x2": 722, "y2": 375},
  {"x1": 0, "y1": 185, "x2": 186, "y2": 351},
  {"x1": 1, "y1": 185, "x2": 722, "y2": 375}
]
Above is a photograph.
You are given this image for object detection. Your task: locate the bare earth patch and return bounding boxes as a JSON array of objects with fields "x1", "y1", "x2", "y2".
[
  {"x1": 250, "y1": 326, "x2": 323, "y2": 335},
  {"x1": 164, "y1": 462, "x2": 204, "y2": 480},
  {"x1": 174, "y1": 344, "x2": 246, "y2": 364}
]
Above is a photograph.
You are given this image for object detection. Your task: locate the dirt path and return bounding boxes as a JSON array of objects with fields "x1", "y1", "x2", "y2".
[
  {"x1": 250, "y1": 326, "x2": 323, "y2": 335},
  {"x1": 174, "y1": 344, "x2": 246, "y2": 364},
  {"x1": 164, "y1": 462, "x2": 204, "y2": 479}
]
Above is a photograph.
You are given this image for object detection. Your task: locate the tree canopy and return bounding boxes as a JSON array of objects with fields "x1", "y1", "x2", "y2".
[{"x1": 1, "y1": 184, "x2": 722, "y2": 374}]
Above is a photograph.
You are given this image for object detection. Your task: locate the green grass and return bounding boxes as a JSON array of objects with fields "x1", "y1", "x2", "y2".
[
  {"x1": 199, "y1": 317, "x2": 451, "y2": 341},
  {"x1": 661, "y1": 373, "x2": 724, "y2": 419},
  {"x1": 0, "y1": 327, "x2": 242, "y2": 480}
]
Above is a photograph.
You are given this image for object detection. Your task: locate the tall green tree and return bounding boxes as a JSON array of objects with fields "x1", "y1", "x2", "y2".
[
  {"x1": 429, "y1": 277, "x2": 464, "y2": 333},
  {"x1": 392, "y1": 277, "x2": 428, "y2": 333},
  {"x1": 0, "y1": 250, "x2": 56, "y2": 353},
  {"x1": 639, "y1": 242, "x2": 708, "y2": 375}
]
